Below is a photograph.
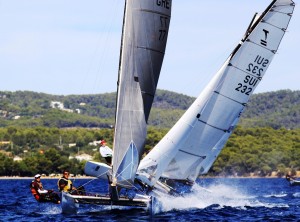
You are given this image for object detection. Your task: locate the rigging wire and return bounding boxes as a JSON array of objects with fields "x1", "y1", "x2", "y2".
[
  {"x1": 76, "y1": 170, "x2": 111, "y2": 189},
  {"x1": 78, "y1": 0, "x2": 123, "y2": 95}
]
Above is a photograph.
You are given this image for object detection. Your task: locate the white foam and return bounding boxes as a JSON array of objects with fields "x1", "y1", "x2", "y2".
[
  {"x1": 263, "y1": 193, "x2": 287, "y2": 198},
  {"x1": 156, "y1": 183, "x2": 287, "y2": 212},
  {"x1": 40, "y1": 205, "x2": 61, "y2": 214},
  {"x1": 293, "y1": 192, "x2": 300, "y2": 197}
]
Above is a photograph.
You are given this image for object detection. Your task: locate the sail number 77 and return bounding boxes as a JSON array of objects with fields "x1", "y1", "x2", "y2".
[{"x1": 159, "y1": 16, "x2": 169, "y2": 41}]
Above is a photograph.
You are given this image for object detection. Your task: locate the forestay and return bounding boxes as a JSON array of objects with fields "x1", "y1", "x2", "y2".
[
  {"x1": 137, "y1": 0, "x2": 295, "y2": 186},
  {"x1": 113, "y1": 0, "x2": 172, "y2": 188}
]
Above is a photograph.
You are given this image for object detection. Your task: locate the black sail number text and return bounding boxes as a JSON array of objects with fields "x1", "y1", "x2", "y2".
[
  {"x1": 235, "y1": 83, "x2": 252, "y2": 95},
  {"x1": 159, "y1": 16, "x2": 168, "y2": 41}
]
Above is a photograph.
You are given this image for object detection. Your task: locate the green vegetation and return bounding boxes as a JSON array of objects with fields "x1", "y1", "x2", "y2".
[
  {"x1": 0, "y1": 126, "x2": 299, "y2": 177},
  {"x1": 0, "y1": 89, "x2": 299, "y2": 129},
  {"x1": 240, "y1": 90, "x2": 300, "y2": 129},
  {"x1": 211, "y1": 127, "x2": 300, "y2": 177},
  {"x1": 0, "y1": 127, "x2": 114, "y2": 176},
  {"x1": 0, "y1": 89, "x2": 299, "y2": 177}
]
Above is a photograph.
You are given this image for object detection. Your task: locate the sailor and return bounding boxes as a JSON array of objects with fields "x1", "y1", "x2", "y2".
[
  {"x1": 286, "y1": 173, "x2": 296, "y2": 181},
  {"x1": 99, "y1": 140, "x2": 113, "y2": 165},
  {"x1": 30, "y1": 174, "x2": 60, "y2": 204},
  {"x1": 57, "y1": 170, "x2": 78, "y2": 194}
]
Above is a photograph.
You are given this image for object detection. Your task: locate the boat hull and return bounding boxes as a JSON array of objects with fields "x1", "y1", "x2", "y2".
[
  {"x1": 84, "y1": 161, "x2": 112, "y2": 179},
  {"x1": 61, "y1": 192, "x2": 79, "y2": 214},
  {"x1": 61, "y1": 191, "x2": 152, "y2": 214},
  {"x1": 289, "y1": 179, "x2": 300, "y2": 186}
]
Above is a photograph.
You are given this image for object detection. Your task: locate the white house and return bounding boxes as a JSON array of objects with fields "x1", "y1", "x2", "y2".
[
  {"x1": 88, "y1": 140, "x2": 101, "y2": 146},
  {"x1": 74, "y1": 153, "x2": 93, "y2": 162},
  {"x1": 50, "y1": 101, "x2": 64, "y2": 109},
  {"x1": 68, "y1": 143, "x2": 77, "y2": 148},
  {"x1": 13, "y1": 156, "x2": 23, "y2": 161}
]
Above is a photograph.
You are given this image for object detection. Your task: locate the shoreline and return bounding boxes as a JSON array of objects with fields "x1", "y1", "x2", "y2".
[
  {"x1": 0, "y1": 176, "x2": 95, "y2": 179},
  {"x1": 0, "y1": 175, "x2": 286, "y2": 179}
]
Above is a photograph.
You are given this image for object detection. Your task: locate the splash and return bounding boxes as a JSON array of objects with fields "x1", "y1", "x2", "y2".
[
  {"x1": 293, "y1": 192, "x2": 300, "y2": 198},
  {"x1": 263, "y1": 193, "x2": 287, "y2": 198},
  {"x1": 40, "y1": 204, "x2": 62, "y2": 215},
  {"x1": 156, "y1": 183, "x2": 267, "y2": 212}
]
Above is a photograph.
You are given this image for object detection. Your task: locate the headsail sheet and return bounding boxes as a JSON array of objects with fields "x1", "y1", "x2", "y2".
[
  {"x1": 113, "y1": 0, "x2": 172, "y2": 188},
  {"x1": 137, "y1": 0, "x2": 294, "y2": 186}
]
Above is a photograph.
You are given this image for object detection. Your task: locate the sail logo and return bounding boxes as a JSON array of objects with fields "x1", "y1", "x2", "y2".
[
  {"x1": 260, "y1": 29, "x2": 269, "y2": 46},
  {"x1": 156, "y1": 0, "x2": 170, "y2": 9}
]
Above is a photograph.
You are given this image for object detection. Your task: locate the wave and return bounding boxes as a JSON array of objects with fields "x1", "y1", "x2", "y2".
[
  {"x1": 157, "y1": 183, "x2": 289, "y2": 212},
  {"x1": 263, "y1": 193, "x2": 288, "y2": 198},
  {"x1": 293, "y1": 192, "x2": 300, "y2": 198}
]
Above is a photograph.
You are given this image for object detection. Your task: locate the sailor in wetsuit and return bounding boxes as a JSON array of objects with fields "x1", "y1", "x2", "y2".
[{"x1": 30, "y1": 174, "x2": 60, "y2": 204}]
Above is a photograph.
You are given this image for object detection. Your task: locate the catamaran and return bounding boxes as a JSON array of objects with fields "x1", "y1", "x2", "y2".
[
  {"x1": 62, "y1": 0, "x2": 172, "y2": 213},
  {"x1": 62, "y1": 0, "x2": 295, "y2": 213}
]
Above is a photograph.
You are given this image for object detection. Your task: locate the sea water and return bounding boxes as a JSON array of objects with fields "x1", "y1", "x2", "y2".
[{"x1": 0, "y1": 178, "x2": 299, "y2": 221}]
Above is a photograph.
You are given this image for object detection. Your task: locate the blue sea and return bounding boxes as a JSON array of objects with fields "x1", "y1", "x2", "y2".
[{"x1": 0, "y1": 177, "x2": 299, "y2": 221}]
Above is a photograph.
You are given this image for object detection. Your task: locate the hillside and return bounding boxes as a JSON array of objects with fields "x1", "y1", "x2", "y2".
[
  {"x1": 240, "y1": 90, "x2": 300, "y2": 129},
  {"x1": 0, "y1": 89, "x2": 299, "y2": 129},
  {"x1": 0, "y1": 126, "x2": 299, "y2": 177}
]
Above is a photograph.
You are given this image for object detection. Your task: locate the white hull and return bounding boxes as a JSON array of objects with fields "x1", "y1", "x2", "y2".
[
  {"x1": 61, "y1": 191, "x2": 153, "y2": 214},
  {"x1": 84, "y1": 161, "x2": 111, "y2": 179}
]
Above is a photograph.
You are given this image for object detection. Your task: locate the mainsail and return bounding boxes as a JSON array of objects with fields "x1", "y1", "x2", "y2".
[
  {"x1": 137, "y1": 0, "x2": 295, "y2": 187},
  {"x1": 113, "y1": 0, "x2": 172, "y2": 188}
]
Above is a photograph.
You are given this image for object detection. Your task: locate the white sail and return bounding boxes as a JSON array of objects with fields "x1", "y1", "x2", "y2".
[
  {"x1": 113, "y1": 0, "x2": 172, "y2": 188},
  {"x1": 137, "y1": 0, "x2": 295, "y2": 186}
]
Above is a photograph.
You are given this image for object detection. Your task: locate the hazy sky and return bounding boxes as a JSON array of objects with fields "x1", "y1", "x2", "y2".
[{"x1": 0, "y1": 0, "x2": 298, "y2": 97}]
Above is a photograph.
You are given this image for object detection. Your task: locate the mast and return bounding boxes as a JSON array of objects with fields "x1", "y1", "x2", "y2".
[{"x1": 114, "y1": 0, "x2": 127, "y2": 123}]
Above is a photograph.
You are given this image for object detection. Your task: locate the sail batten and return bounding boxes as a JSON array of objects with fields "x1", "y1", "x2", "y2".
[
  {"x1": 136, "y1": 46, "x2": 165, "y2": 54},
  {"x1": 140, "y1": 9, "x2": 171, "y2": 17},
  {"x1": 214, "y1": 91, "x2": 249, "y2": 107},
  {"x1": 178, "y1": 149, "x2": 206, "y2": 159},
  {"x1": 197, "y1": 119, "x2": 229, "y2": 133}
]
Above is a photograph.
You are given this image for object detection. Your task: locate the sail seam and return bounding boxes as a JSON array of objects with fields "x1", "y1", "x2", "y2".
[
  {"x1": 262, "y1": 20, "x2": 288, "y2": 32},
  {"x1": 140, "y1": 9, "x2": 171, "y2": 18},
  {"x1": 274, "y1": 3, "x2": 295, "y2": 7},
  {"x1": 271, "y1": 9, "x2": 292, "y2": 16},
  {"x1": 229, "y1": 64, "x2": 263, "y2": 81},
  {"x1": 137, "y1": 46, "x2": 164, "y2": 54},
  {"x1": 214, "y1": 90, "x2": 248, "y2": 107},
  {"x1": 246, "y1": 39, "x2": 277, "y2": 54},
  {"x1": 197, "y1": 119, "x2": 230, "y2": 133},
  {"x1": 141, "y1": 91, "x2": 154, "y2": 98},
  {"x1": 178, "y1": 149, "x2": 206, "y2": 159}
]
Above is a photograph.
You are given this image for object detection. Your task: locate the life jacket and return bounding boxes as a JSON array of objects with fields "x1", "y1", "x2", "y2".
[
  {"x1": 57, "y1": 177, "x2": 73, "y2": 192},
  {"x1": 30, "y1": 181, "x2": 41, "y2": 201}
]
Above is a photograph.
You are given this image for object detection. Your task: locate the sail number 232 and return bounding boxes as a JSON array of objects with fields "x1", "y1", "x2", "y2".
[{"x1": 235, "y1": 55, "x2": 268, "y2": 95}]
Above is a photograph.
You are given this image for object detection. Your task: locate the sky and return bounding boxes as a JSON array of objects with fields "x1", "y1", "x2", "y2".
[{"x1": 0, "y1": 0, "x2": 299, "y2": 97}]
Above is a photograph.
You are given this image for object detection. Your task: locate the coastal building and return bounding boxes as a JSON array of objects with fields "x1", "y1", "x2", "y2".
[
  {"x1": 13, "y1": 156, "x2": 23, "y2": 161},
  {"x1": 88, "y1": 140, "x2": 102, "y2": 146},
  {"x1": 74, "y1": 153, "x2": 93, "y2": 162}
]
